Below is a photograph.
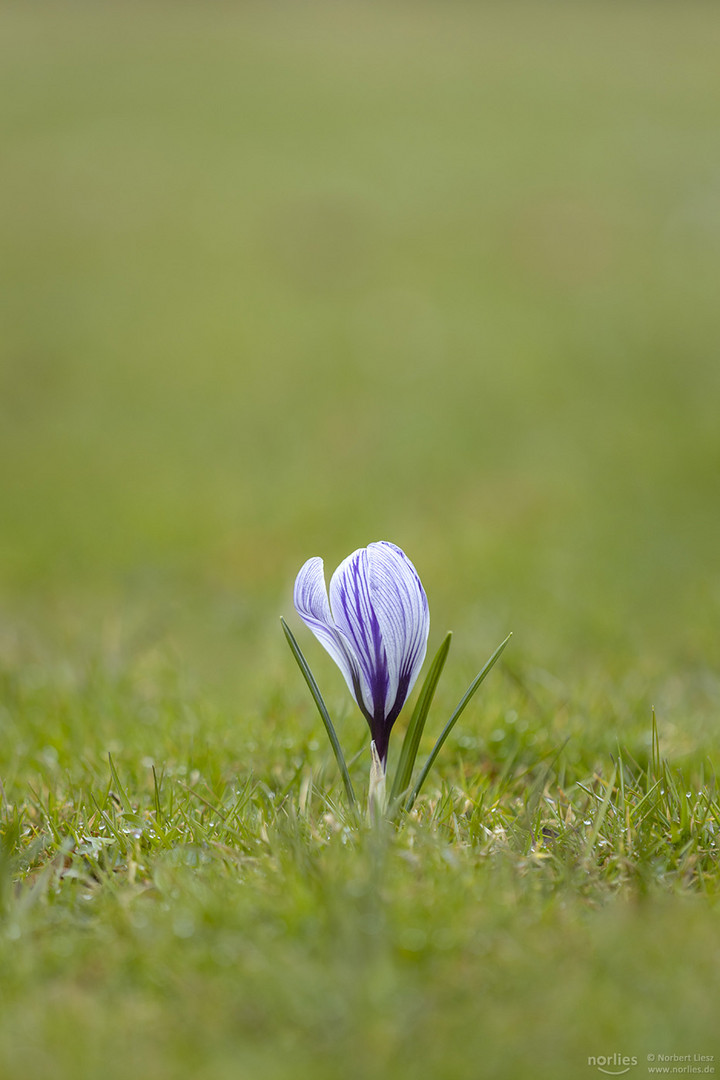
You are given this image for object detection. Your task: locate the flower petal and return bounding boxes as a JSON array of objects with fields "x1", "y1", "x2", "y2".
[
  {"x1": 328, "y1": 547, "x2": 390, "y2": 721},
  {"x1": 293, "y1": 556, "x2": 370, "y2": 714},
  {"x1": 366, "y1": 541, "x2": 430, "y2": 719}
]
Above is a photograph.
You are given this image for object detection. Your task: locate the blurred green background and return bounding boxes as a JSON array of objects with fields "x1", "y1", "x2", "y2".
[{"x1": 1, "y1": 0, "x2": 719, "y2": 726}]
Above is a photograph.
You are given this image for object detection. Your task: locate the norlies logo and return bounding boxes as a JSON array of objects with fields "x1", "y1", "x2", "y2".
[{"x1": 588, "y1": 1053, "x2": 639, "y2": 1075}]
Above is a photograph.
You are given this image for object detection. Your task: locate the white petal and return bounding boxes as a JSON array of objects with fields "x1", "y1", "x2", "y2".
[
  {"x1": 328, "y1": 547, "x2": 390, "y2": 719},
  {"x1": 366, "y1": 541, "x2": 430, "y2": 713},
  {"x1": 293, "y1": 556, "x2": 369, "y2": 712},
  {"x1": 328, "y1": 542, "x2": 429, "y2": 723}
]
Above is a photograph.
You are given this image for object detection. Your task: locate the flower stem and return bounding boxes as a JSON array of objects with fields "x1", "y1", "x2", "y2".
[{"x1": 368, "y1": 741, "x2": 387, "y2": 822}]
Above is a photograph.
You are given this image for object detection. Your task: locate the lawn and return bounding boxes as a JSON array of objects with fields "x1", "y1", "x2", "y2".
[{"x1": 1, "y1": 3, "x2": 720, "y2": 1078}]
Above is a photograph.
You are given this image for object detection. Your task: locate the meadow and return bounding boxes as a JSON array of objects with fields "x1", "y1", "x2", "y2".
[{"x1": 1, "y1": 3, "x2": 720, "y2": 1077}]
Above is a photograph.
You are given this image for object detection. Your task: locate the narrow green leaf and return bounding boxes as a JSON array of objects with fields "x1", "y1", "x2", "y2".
[
  {"x1": 389, "y1": 632, "x2": 452, "y2": 808},
  {"x1": 583, "y1": 765, "x2": 617, "y2": 859},
  {"x1": 280, "y1": 617, "x2": 357, "y2": 809},
  {"x1": 90, "y1": 793, "x2": 127, "y2": 845},
  {"x1": 152, "y1": 765, "x2": 163, "y2": 823},
  {"x1": 107, "y1": 753, "x2": 133, "y2": 814},
  {"x1": 406, "y1": 631, "x2": 512, "y2": 812},
  {"x1": 651, "y1": 705, "x2": 660, "y2": 777}
]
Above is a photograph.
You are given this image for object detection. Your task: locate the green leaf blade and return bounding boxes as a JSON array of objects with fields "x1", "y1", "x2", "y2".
[
  {"x1": 406, "y1": 631, "x2": 512, "y2": 812},
  {"x1": 280, "y1": 616, "x2": 357, "y2": 809},
  {"x1": 582, "y1": 764, "x2": 618, "y2": 860},
  {"x1": 107, "y1": 753, "x2": 133, "y2": 814},
  {"x1": 389, "y1": 632, "x2": 452, "y2": 809}
]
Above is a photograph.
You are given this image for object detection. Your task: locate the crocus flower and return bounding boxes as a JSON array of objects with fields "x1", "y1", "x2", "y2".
[{"x1": 293, "y1": 541, "x2": 430, "y2": 769}]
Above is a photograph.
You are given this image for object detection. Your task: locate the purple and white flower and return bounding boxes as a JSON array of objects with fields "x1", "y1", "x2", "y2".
[{"x1": 293, "y1": 541, "x2": 430, "y2": 768}]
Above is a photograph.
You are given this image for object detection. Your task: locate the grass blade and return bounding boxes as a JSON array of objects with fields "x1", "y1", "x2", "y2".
[
  {"x1": 280, "y1": 617, "x2": 357, "y2": 809},
  {"x1": 582, "y1": 765, "x2": 617, "y2": 860},
  {"x1": 107, "y1": 753, "x2": 133, "y2": 814},
  {"x1": 405, "y1": 631, "x2": 512, "y2": 812},
  {"x1": 389, "y1": 632, "x2": 452, "y2": 808},
  {"x1": 152, "y1": 765, "x2": 164, "y2": 823}
]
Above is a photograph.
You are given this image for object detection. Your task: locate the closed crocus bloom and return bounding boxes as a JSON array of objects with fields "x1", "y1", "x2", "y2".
[{"x1": 294, "y1": 541, "x2": 430, "y2": 768}]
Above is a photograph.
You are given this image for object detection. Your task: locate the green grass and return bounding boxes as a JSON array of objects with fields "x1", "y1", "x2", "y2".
[{"x1": 2, "y1": 1, "x2": 720, "y2": 1077}]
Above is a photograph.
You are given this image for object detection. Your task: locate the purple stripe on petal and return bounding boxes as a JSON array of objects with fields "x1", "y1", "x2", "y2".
[
  {"x1": 366, "y1": 541, "x2": 430, "y2": 717},
  {"x1": 294, "y1": 541, "x2": 430, "y2": 764},
  {"x1": 329, "y1": 549, "x2": 390, "y2": 721},
  {"x1": 293, "y1": 557, "x2": 371, "y2": 715}
]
